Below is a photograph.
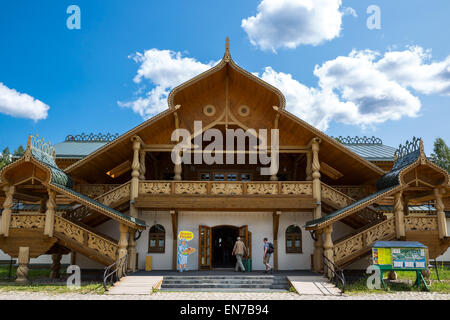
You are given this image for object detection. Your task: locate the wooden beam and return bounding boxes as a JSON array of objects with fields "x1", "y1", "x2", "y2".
[
  {"x1": 273, "y1": 211, "x2": 281, "y2": 271},
  {"x1": 135, "y1": 195, "x2": 317, "y2": 211},
  {"x1": 170, "y1": 210, "x2": 178, "y2": 270}
]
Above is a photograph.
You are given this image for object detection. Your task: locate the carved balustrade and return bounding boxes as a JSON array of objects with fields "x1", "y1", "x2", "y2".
[
  {"x1": 138, "y1": 180, "x2": 313, "y2": 196},
  {"x1": 334, "y1": 218, "x2": 395, "y2": 264}
]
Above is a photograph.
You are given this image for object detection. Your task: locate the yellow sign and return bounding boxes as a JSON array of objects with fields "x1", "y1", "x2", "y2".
[
  {"x1": 373, "y1": 248, "x2": 392, "y2": 265},
  {"x1": 178, "y1": 231, "x2": 194, "y2": 241}
]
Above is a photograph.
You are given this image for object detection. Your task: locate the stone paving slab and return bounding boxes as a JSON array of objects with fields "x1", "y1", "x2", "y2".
[
  {"x1": 287, "y1": 275, "x2": 341, "y2": 296},
  {"x1": 107, "y1": 276, "x2": 163, "y2": 295}
]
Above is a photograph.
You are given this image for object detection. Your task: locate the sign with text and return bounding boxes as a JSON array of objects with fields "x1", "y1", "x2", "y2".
[{"x1": 178, "y1": 230, "x2": 194, "y2": 241}]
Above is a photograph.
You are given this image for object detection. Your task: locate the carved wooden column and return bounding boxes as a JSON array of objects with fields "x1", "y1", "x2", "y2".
[
  {"x1": 128, "y1": 229, "x2": 137, "y2": 272},
  {"x1": 130, "y1": 136, "x2": 141, "y2": 218},
  {"x1": 311, "y1": 138, "x2": 323, "y2": 272},
  {"x1": 434, "y1": 188, "x2": 447, "y2": 239},
  {"x1": 170, "y1": 210, "x2": 178, "y2": 270},
  {"x1": 44, "y1": 189, "x2": 56, "y2": 237},
  {"x1": 394, "y1": 191, "x2": 405, "y2": 239},
  {"x1": 139, "y1": 150, "x2": 146, "y2": 180},
  {"x1": 118, "y1": 223, "x2": 129, "y2": 277},
  {"x1": 323, "y1": 225, "x2": 334, "y2": 279},
  {"x1": 306, "y1": 152, "x2": 312, "y2": 181},
  {"x1": 0, "y1": 185, "x2": 14, "y2": 237},
  {"x1": 273, "y1": 211, "x2": 281, "y2": 271},
  {"x1": 16, "y1": 247, "x2": 30, "y2": 283},
  {"x1": 50, "y1": 253, "x2": 62, "y2": 279}
]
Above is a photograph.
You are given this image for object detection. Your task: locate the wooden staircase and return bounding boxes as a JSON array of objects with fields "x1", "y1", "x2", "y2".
[
  {"x1": 0, "y1": 214, "x2": 118, "y2": 266},
  {"x1": 65, "y1": 182, "x2": 131, "y2": 227},
  {"x1": 321, "y1": 183, "x2": 385, "y2": 229},
  {"x1": 333, "y1": 215, "x2": 450, "y2": 268}
]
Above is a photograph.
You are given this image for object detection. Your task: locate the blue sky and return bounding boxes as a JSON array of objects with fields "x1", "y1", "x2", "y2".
[{"x1": 0, "y1": 0, "x2": 449, "y2": 155}]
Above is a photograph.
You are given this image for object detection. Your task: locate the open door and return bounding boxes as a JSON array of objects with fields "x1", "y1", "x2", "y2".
[
  {"x1": 239, "y1": 225, "x2": 251, "y2": 259},
  {"x1": 198, "y1": 225, "x2": 212, "y2": 269}
]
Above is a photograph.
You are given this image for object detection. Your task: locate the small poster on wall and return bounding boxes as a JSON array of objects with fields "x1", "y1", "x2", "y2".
[{"x1": 177, "y1": 230, "x2": 196, "y2": 272}]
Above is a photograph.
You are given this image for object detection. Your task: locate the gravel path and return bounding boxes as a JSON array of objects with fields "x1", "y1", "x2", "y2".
[{"x1": 0, "y1": 291, "x2": 448, "y2": 300}]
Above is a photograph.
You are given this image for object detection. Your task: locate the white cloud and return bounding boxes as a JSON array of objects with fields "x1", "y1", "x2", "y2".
[
  {"x1": 0, "y1": 82, "x2": 49, "y2": 121},
  {"x1": 122, "y1": 46, "x2": 449, "y2": 132},
  {"x1": 118, "y1": 49, "x2": 217, "y2": 118},
  {"x1": 241, "y1": 0, "x2": 344, "y2": 51}
]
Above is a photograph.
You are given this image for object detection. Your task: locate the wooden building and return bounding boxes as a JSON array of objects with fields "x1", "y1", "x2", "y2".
[{"x1": 0, "y1": 40, "x2": 449, "y2": 280}]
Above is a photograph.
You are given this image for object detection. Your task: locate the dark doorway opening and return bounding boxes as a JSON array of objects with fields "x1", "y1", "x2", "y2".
[{"x1": 212, "y1": 226, "x2": 239, "y2": 268}]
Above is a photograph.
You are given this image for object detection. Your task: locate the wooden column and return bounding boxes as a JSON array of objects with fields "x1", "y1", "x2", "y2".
[
  {"x1": 118, "y1": 224, "x2": 129, "y2": 277},
  {"x1": 273, "y1": 211, "x2": 281, "y2": 271},
  {"x1": 311, "y1": 138, "x2": 323, "y2": 272},
  {"x1": 434, "y1": 188, "x2": 447, "y2": 239},
  {"x1": 128, "y1": 229, "x2": 137, "y2": 272},
  {"x1": 313, "y1": 231, "x2": 323, "y2": 272},
  {"x1": 174, "y1": 154, "x2": 182, "y2": 181},
  {"x1": 170, "y1": 210, "x2": 178, "y2": 270},
  {"x1": 306, "y1": 152, "x2": 312, "y2": 181},
  {"x1": 394, "y1": 191, "x2": 405, "y2": 239},
  {"x1": 139, "y1": 150, "x2": 146, "y2": 180},
  {"x1": 16, "y1": 247, "x2": 29, "y2": 283},
  {"x1": 44, "y1": 189, "x2": 56, "y2": 237},
  {"x1": 0, "y1": 185, "x2": 14, "y2": 237},
  {"x1": 50, "y1": 253, "x2": 62, "y2": 279},
  {"x1": 130, "y1": 136, "x2": 141, "y2": 218},
  {"x1": 323, "y1": 225, "x2": 334, "y2": 279}
]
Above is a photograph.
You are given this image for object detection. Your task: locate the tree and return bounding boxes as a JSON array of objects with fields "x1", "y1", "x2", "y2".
[
  {"x1": 13, "y1": 145, "x2": 25, "y2": 157},
  {"x1": 0, "y1": 147, "x2": 11, "y2": 170},
  {"x1": 431, "y1": 137, "x2": 450, "y2": 172}
]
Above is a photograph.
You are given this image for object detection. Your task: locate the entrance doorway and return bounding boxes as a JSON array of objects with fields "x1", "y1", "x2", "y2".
[
  {"x1": 198, "y1": 224, "x2": 252, "y2": 270},
  {"x1": 212, "y1": 226, "x2": 238, "y2": 268}
]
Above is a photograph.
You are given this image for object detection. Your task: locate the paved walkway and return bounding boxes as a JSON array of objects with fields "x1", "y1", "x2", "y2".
[{"x1": 0, "y1": 291, "x2": 449, "y2": 300}]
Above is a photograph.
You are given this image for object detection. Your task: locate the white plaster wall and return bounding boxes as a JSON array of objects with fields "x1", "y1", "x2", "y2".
[
  {"x1": 436, "y1": 218, "x2": 450, "y2": 262},
  {"x1": 0, "y1": 249, "x2": 71, "y2": 265}
]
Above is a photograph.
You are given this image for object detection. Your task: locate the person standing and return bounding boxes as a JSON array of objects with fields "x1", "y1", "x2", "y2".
[
  {"x1": 263, "y1": 238, "x2": 273, "y2": 273},
  {"x1": 232, "y1": 236, "x2": 247, "y2": 272}
]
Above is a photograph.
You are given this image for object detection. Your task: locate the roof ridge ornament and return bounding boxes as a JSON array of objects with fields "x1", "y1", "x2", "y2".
[
  {"x1": 65, "y1": 133, "x2": 119, "y2": 142},
  {"x1": 224, "y1": 37, "x2": 231, "y2": 62},
  {"x1": 333, "y1": 136, "x2": 383, "y2": 145},
  {"x1": 28, "y1": 134, "x2": 56, "y2": 159},
  {"x1": 394, "y1": 136, "x2": 422, "y2": 160}
]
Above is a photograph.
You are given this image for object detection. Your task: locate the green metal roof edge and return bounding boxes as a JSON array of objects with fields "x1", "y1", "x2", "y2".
[{"x1": 305, "y1": 185, "x2": 399, "y2": 228}]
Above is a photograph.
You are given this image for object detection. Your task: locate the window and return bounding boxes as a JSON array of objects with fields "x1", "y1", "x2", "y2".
[
  {"x1": 286, "y1": 225, "x2": 302, "y2": 253},
  {"x1": 199, "y1": 171, "x2": 252, "y2": 181},
  {"x1": 148, "y1": 224, "x2": 165, "y2": 253}
]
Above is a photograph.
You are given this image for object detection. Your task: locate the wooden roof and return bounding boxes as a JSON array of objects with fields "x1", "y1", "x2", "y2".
[{"x1": 66, "y1": 39, "x2": 385, "y2": 185}]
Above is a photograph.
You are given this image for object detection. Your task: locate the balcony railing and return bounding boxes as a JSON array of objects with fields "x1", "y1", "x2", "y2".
[{"x1": 138, "y1": 180, "x2": 313, "y2": 196}]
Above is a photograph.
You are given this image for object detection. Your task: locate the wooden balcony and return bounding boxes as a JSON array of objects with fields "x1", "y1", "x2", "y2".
[{"x1": 134, "y1": 180, "x2": 317, "y2": 211}]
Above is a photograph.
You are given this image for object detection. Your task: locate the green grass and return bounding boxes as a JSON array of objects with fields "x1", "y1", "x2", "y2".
[
  {"x1": 343, "y1": 266, "x2": 450, "y2": 295},
  {"x1": 0, "y1": 282, "x2": 107, "y2": 294},
  {"x1": 0, "y1": 266, "x2": 107, "y2": 294}
]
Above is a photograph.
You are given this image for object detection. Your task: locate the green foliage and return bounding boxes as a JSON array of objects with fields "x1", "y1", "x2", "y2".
[
  {"x1": 431, "y1": 138, "x2": 450, "y2": 172},
  {"x1": 0, "y1": 144, "x2": 26, "y2": 170},
  {"x1": 13, "y1": 145, "x2": 25, "y2": 157}
]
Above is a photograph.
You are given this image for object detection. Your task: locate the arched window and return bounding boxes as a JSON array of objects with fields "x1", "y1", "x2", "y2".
[
  {"x1": 148, "y1": 224, "x2": 165, "y2": 253},
  {"x1": 286, "y1": 225, "x2": 302, "y2": 253}
]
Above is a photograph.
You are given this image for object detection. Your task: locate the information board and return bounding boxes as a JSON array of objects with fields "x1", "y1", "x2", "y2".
[
  {"x1": 372, "y1": 247, "x2": 392, "y2": 265},
  {"x1": 391, "y1": 247, "x2": 426, "y2": 269}
]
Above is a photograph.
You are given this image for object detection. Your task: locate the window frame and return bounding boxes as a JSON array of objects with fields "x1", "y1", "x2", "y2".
[
  {"x1": 148, "y1": 224, "x2": 166, "y2": 253},
  {"x1": 285, "y1": 225, "x2": 302, "y2": 254}
]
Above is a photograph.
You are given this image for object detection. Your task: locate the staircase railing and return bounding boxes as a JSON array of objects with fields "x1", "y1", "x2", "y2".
[
  {"x1": 103, "y1": 254, "x2": 128, "y2": 291},
  {"x1": 323, "y1": 254, "x2": 346, "y2": 293}
]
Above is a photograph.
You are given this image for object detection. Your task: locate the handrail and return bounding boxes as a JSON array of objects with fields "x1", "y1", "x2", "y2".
[
  {"x1": 322, "y1": 254, "x2": 346, "y2": 293},
  {"x1": 103, "y1": 254, "x2": 128, "y2": 291}
]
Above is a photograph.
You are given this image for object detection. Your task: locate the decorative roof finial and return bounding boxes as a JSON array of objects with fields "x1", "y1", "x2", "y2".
[{"x1": 224, "y1": 37, "x2": 231, "y2": 62}]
